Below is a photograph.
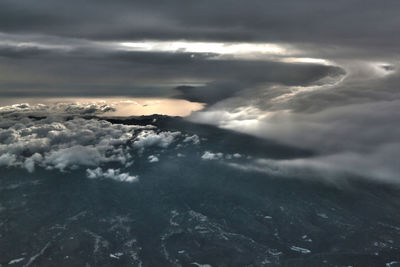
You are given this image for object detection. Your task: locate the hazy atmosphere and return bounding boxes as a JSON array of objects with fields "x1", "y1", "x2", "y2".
[{"x1": 1, "y1": 1, "x2": 400, "y2": 266}]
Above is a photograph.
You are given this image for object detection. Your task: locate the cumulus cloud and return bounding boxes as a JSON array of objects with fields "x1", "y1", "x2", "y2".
[
  {"x1": 0, "y1": 101, "x2": 219, "y2": 185},
  {"x1": 132, "y1": 130, "x2": 181, "y2": 152},
  {"x1": 23, "y1": 153, "x2": 42, "y2": 173},
  {"x1": 0, "y1": 116, "x2": 137, "y2": 172},
  {"x1": 201, "y1": 151, "x2": 224, "y2": 161},
  {"x1": 183, "y1": 134, "x2": 200, "y2": 145},
  {"x1": 0, "y1": 102, "x2": 115, "y2": 119},
  {"x1": 86, "y1": 167, "x2": 138, "y2": 183},
  {"x1": 44, "y1": 145, "x2": 106, "y2": 171},
  {"x1": 0, "y1": 102, "x2": 200, "y2": 178},
  {"x1": 0, "y1": 153, "x2": 17, "y2": 167},
  {"x1": 148, "y1": 155, "x2": 159, "y2": 163}
]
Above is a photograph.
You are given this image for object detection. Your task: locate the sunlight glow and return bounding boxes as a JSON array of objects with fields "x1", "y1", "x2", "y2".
[
  {"x1": 119, "y1": 41, "x2": 286, "y2": 55},
  {"x1": 0, "y1": 97, "x2": 205, "y2": 117},
  {"x1": 282, "y1": 57, "x2": 330, "y2": 65},
  {"x1": 118, "y1": 41, "x2": 331, "y2": 64}
]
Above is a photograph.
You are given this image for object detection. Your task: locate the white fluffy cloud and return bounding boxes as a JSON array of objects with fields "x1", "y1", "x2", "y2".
[
  {"x1": 183, "y1": 134, "x2": 200, "y2": 145},
  {"x1": 86, "y1": 167, "x2": 138, "y2": 182},
  {"x1": 201, "y1": 151, "x2": 224, "y2": 160},
  {"x1": 233, "y1": 153, "x2": 242, "y2": 158},
  {"x1": 0, "y1": 103, "x2": 192, "y2": 181},
  {"x1": 0, "y1": 102, "x2": 205, "y2": 183},
  {"x1": 132, "y1": 130, "x2": 181, "y2": 152},
  {"x1": 148, "y1": 155, "x2": 159, "y2": 163},
  {"x1": 0, "y1": 153, "x2": 17, "y2": 167},
  {"x1": 0, "y1": 116, "x2": 143, "y2": 172},
  {"x1": 0, "y1": 102, "x2": 115, "y2": 117}
]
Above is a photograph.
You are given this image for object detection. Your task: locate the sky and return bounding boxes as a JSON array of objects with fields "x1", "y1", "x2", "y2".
[{"x1": 0, "y1": 0, "x2": 399, "y2": 183}]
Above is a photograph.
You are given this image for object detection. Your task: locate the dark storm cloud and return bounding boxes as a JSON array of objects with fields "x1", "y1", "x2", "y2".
[
  {"x1": 273, "y1": 63, "x2": 400, "y2": 113},
  {"x1": 0, "y1": 45, "x2": 51, "y2": 58},
  {"x1": 189, "y1": 63, "x2": 400, "y2": 183},
  {"x1": 0, "y1": 0, "x2": 397, "y2": 99},
  {"x1": 174, "y1": 83, "x2": 240, "y2": 105},
  {"x1": 0, "y1": 42, "x2": 343, "y2": 98},
  {"x1": 174, "y1": 64, "x2": 344, "y2": 104},
  {"x1": 0, "y1": 0, "x2": 399, "y2": 53}
]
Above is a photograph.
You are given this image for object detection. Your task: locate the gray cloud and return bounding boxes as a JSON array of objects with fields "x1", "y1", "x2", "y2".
[
  {"x1": 228, "y1": 143, "x2": 400, "y2": 185},
  {"x1": 0, "y1": 102, "x2": 115, "y2": 119},
  {"x1": 0, "y1": 1, "x2": 374, "y2": 100},
  {"x1": 0, "y1": 0, "x2": 399, "y2": 55},
  {"x1": 190, "y1": 73, "x2": 400, "y2": 182},
  {"x1": 0, "y1": 40, "x2": 343, "y2": 98}
]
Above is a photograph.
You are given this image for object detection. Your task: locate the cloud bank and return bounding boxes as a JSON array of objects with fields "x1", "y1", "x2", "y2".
[
  {"x1": 0, "y1": 103, "x2": 188, "y2": 181},
  {"x1": 190, "y1": 67, "x2": 400, "y2": 183}
]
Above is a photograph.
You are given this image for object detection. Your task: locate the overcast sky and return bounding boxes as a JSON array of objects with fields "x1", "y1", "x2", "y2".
[
  {"x1": 0, "y1": 0, "x2": 399, "y2": 183},
  {"x1": 0, "y1": 0, "x2": 398, "y2": 97}
]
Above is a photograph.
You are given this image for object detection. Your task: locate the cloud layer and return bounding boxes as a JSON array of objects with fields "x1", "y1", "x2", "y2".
[
  {"x1": 0, "y1": 103, "x2": 190, "y2": 181},
  {"x1": 190, "y1": 68, "x2": 400, "y2": 183}
]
